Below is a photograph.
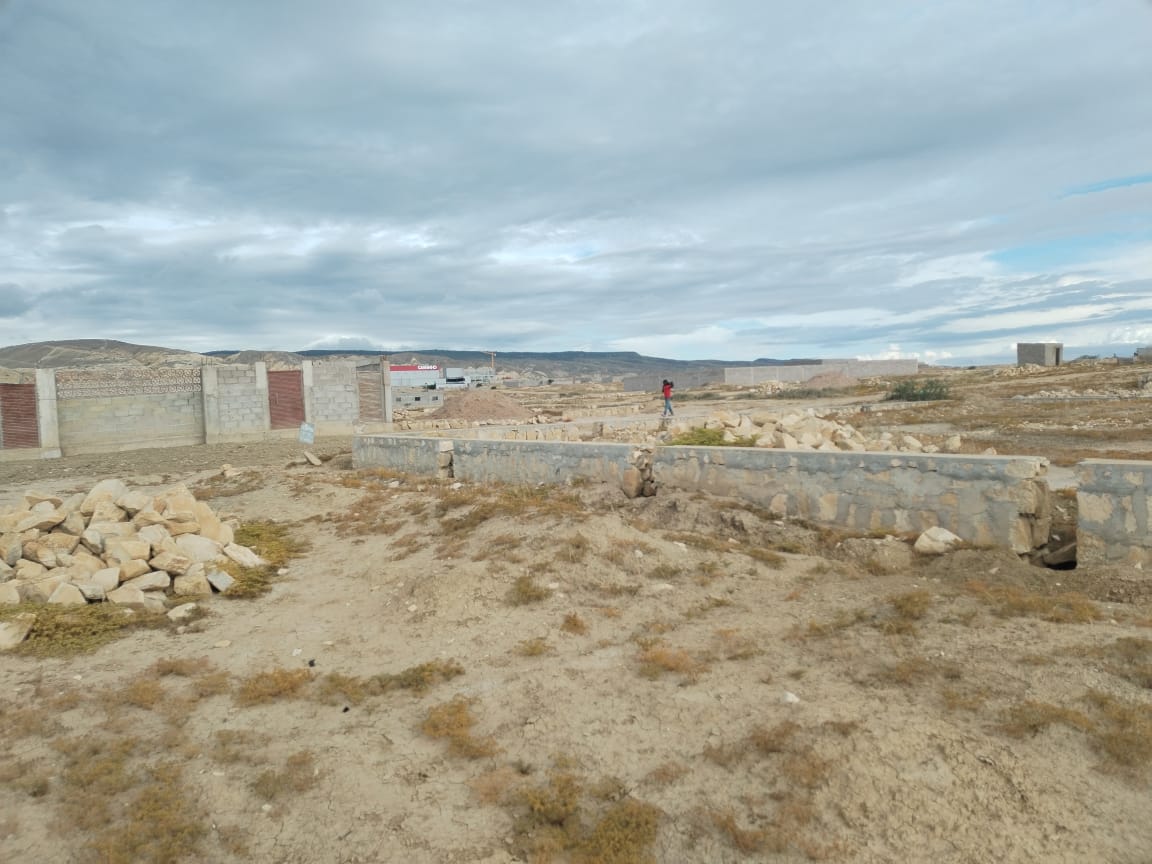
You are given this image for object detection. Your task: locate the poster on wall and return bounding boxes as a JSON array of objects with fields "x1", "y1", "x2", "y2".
[{"x1": 298, "y1": 422, "x2": 315, "y2": 444}]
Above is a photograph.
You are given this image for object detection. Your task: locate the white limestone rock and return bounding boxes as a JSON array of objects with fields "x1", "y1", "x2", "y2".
[
  {"x1": 122, "y1": 571, "x2": 171, "y2": 592},
  {"x1": 166, "y1": 602, "x2": 198, "y2": 622},
  {"x1": 80, "y1": 479, "x2": 128, "y2": 516},
  {"x1": 175, "y1": 534, "x2": 224, "y2": 564},
  {"x1": 223, "y1": 543, "x2": 266, "y2": 569},
  {"x1": 92, "y1": 568, "x2": 121, "y2": 591},
  {"x1": 74, "y1": 581, "x2": 107, "y2": 602},
  {"x1": 16, "y1": 510, "x2": 66, "y2": 533},
  {"x1": 0, "y1": 533, "x2": 22, "y2": 567},
  {"x1": 89, "y1": 500, "x2": 128, "y2": 524},
  {"x1": 105, "y1": 538, "x2": 151, "y2": 564},
  {"x1": 0, "y1": 582, "x2": 21, "y2": 605},
  {"x1": 23, "y1": 492, "x2": 62, "y2": 509},
  {"x1": 117, "y1": 560, "x2": 152, "y2": 583},
  {"x1": 115, "y1": 490, "x2": 154, "y2": 516},
  {"x1": 0, "y1": 612, "x2": 37, "y2": 650},
  {"x1": 206, "y1": 569, "x2": 235, "y2": 593},
  {"x1": 149, "y1": 551, "x2": 192, "y2": 576},
  {"x1": 173, "y1": 571, "x2": 212, "y2": 596},
  {"x1": 48, "y1": 583, "x2": 87, "y2": 606},
  {"x1": 914, "y1": 526, "x2": 963, "y2": 555}
]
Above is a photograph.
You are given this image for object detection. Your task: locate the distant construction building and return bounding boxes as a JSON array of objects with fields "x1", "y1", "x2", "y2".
[{"x1": 1016, "y1": 343, "x2": 1063, "y2": 367}]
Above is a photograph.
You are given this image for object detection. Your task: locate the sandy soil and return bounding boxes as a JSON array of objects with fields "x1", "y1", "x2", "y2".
[{"x1": 1, "y1": 362, "x2": 1151, "y2": 863}]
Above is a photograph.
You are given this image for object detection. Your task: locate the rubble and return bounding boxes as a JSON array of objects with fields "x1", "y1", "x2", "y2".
[
  {"x1": 667, "y1": 409, "x2": 964, "y2": 454},
  {"x1": 0, "y1": 480, "x2": 265, "y2": 649}
]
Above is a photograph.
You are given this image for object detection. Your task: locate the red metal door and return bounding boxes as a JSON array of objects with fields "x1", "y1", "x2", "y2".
[
  {"x1": 0, "y1": 383, "x2": 40, "y2": 448},
  {"x1": 267, "y1": 370, "x2": 305, "y2": 429}
]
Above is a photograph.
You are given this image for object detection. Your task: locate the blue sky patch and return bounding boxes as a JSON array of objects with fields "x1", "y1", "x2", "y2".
[
  {"x1": 990, "y1": 232, "x2": 1148, "y2": 272},
  {"x1": 1063, "y1": 172, "x2": 1152, "y2": 197}
]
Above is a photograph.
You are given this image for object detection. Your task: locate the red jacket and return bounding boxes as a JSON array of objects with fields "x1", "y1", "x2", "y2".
[{"x1": 662, "y1": 383, "x2": 672, "y2": 399}]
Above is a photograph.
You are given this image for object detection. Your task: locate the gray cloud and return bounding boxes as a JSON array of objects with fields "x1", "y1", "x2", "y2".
[{"x1": 1, "y1": 0, "x2": 1150, "y2": 362}]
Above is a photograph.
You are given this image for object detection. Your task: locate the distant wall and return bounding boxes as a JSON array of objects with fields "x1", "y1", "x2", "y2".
[
  {"x1": 0, "y1": 360, "x2": 360, "y2": 460},
  {"x1": 354, "y1": 434, "x2": 1051, "y2": 554},
  {"x1": 621, "y1": 371, "x2": 724, "y2": 393},
  {"x1": 724, "y1": 359, "x2": 919, "y2": 386},
  {"x1": 1077, "y1": 459, "x2": 1152, "y2": 566}
]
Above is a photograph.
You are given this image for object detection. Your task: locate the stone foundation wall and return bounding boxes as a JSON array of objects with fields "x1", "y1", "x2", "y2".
[
  {"x1": 1077, "y1": 459, "x2": 1152, "y2": 565},
  {"x1": 354, "y1": 435, "x2": 1051, "y2": 554}
]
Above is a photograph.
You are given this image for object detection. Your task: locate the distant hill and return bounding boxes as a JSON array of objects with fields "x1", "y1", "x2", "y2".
[
  {"x1": 1, "y1": 339, "x2": 818, "y2": 379},
  {"x1": 0, "y1": 339, "x2": 207, "y2": 369}
]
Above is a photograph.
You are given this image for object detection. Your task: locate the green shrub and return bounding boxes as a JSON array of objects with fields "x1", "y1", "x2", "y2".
[
  {"x1": 885, "y1": 378, "x2": 950, "y2": 402},
  {"x1": 666, "y1": 428, "x2": 757, "y2": 447}
]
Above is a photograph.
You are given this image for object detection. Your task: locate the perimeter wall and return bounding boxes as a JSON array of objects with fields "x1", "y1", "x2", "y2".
[{"x1": 0, "y1": 360, "x2": 360, "y2": 459}]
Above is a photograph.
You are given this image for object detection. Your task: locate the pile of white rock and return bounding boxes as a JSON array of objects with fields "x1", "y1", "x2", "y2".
[
  {"x1": 0, "y1": 479, "x2": 265, "y2": 616},
  {"x1": 668, "y1": 408, "x2": 964, "y2": 454}
]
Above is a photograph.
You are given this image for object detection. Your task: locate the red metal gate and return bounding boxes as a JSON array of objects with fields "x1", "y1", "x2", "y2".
[
  {"x1": 0, "y1": 383, "x2": 40, "y2": 448},
  {"x1": 267, "y1": 370, "x2": 305, "y2": 430}
]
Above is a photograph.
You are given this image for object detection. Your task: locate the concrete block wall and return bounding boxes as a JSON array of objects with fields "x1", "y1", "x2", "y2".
[
  {"x1": 621, "y1": 371, "x2": 723, "y2": 393},
  {"x1": 354, "y1": 435, "x2": 1051, "y2": 554},
  {"x1": 724, "y1": 359, "x2": 919, "y2": 386},
  {"x1": 305, "y1": 361, "x2": 360, "y2": 428},
  {"x1": 1077, "y1": 459, "x2": 1152, "y2": 566},
  {"x1": 203, "y1": 363, "x2": 270, "y2": 442},
  {"x1": 55, "y1": 367, "x2": 205, "y2": 455},
  {"x1": 58, "y1": 391, "x2": 205, "y2": 454},
  {"x1": 0, "y1": 360, "x2": 364, "y2": 460}
]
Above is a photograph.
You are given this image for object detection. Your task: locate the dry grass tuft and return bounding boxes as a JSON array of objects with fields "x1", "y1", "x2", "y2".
[
  {"x1": 515, "y1": 637, "x2": 554, "y2": 657},
  {"x1": 211, "y1": 729, "x2": 270, "y2": 765},
  {"x1": 508, "y1": 574, "x2": 552, "y2": 606},
  {"x1": 314, "y1": 672, "x2": 369, "y2": 705},
  {"x1": 965, "y1": 581, "x2": 1100, "y2": 623},
  {"x1": 222, "y1": 520, "x2": 310, "y2": 598},
  {"x1": 421, "y1": 696, "x2": 499, "y2": 758},
  {"x1": 644, "y1": 761, "x2": 688, "y2": 787},
  {"x1": 252, "y1": 750, "x2": 320, "y2": 800},
  {"x1": 0, "y1": 602, "x2": 164, "y2": 658},
  {"x1": 636, "y1": 642, "x2": 707, "y2": 682},
  {"x1": 149, "y1": 656, "x2": 212, "y2": 678},
  {"x1": 234, "y1": 667, "x2": 313, "y2": 706},
  {"x1": 577, "y1": 798, "x2": 662, "y2": 864},
  {"x1": 1093, "y1": 637, "x2": 1152, "y2": 689},
  {"x1": 506, "y1": 759, "x2": 663, "y2": 864},
  {"x1": 1000, "y1": 700, "x2": 1097, "y2": 738},
  {"x1": 376, "y1": 658, "x2": 465, "y2": 694},
  {"x1": 561, "y1": 612, "x2": 589, "y2": 635},
  {"x1": 711, "y1": 808, "x2": 767, "y2": 854},
  {"x1": 87, "y1": 761, "x2": 206, "y2": 864}
]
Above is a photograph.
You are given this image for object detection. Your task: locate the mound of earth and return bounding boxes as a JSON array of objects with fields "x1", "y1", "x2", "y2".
[
  {"x1": 426, "y1": 389, "x2": 534, "y2": 422},
  {"x1": 804, "y1": 370, "x2": 858, "y2": 389}
]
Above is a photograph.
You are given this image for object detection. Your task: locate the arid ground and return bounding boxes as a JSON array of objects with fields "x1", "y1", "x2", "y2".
[{"x1": 2, "y1": 360, "x2": 1151, "y2": 864}]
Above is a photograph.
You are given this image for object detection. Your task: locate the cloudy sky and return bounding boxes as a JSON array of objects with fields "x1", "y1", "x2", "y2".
[{"x1": 1, "y1": 1, "x2": 1150, "y2": 363}]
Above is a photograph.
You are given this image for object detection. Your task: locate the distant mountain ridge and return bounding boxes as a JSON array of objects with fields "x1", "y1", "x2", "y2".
[{"x1": 0, "y1": 339, "x2": 822, "y2": 378}]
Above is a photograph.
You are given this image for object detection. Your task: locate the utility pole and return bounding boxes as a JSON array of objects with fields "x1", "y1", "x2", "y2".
[{"x1": 485, "y1": 351, "x2": 497, "y2": 377}]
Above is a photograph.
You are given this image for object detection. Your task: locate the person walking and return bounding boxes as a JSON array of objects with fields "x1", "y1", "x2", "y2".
[{"x1": 661, "y1": 379, "x2": 674, "y2": 417}]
